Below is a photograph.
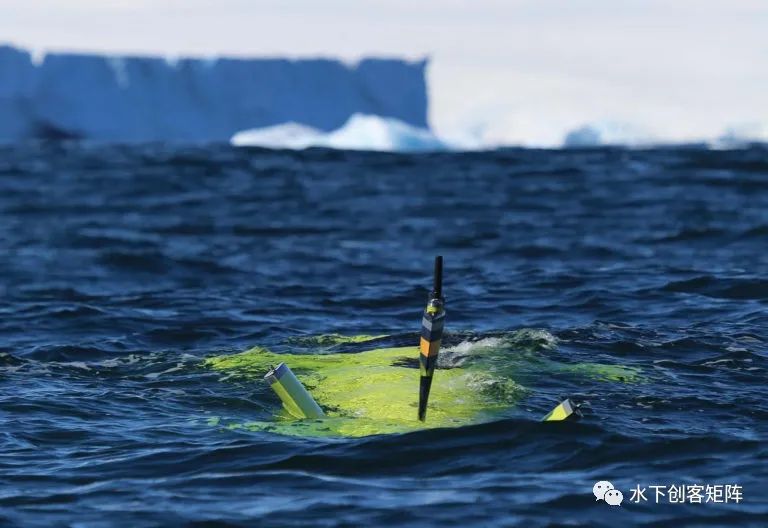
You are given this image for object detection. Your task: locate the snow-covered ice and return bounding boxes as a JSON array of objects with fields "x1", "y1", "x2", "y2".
[
  {"x1": 0, "y1": 45, "x2": 428, "y2": 143},
  {"x1": 232, "y1": 114, "x2": 447, "y2": 152}
]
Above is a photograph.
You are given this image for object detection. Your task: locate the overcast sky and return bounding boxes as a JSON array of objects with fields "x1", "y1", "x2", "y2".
[{"x1": 2, "y1": 0, "x2": 766, "y2": 145}]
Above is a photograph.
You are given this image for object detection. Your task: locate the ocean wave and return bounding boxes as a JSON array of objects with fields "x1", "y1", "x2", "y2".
[
  {"x1": 3, "y1": 144, "x2": 767, "y2": 526},
  {"x1": 662, "y1": 276, "x2": 768, "y2": 300}
]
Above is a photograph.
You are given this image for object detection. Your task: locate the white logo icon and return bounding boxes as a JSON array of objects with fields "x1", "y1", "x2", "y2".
[
  {"x1": 604, "y1": 489, "x2": 624, "y2": 506},
  {"x1": 593, "y1": 481, "x2": 614, "y2": 501}
]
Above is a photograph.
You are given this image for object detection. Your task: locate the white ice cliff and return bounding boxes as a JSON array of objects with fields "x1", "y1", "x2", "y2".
[{"x1": 0, "y1": 45, "x2": 428, "y2": 143}]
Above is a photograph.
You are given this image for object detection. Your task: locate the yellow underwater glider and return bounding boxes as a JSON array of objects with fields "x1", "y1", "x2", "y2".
[{"x1": 205, "y1": 257, "x2": 641, "y2": 438}]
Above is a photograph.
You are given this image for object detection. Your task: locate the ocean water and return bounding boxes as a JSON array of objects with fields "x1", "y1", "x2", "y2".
[{"x1": 1, "y1": 143, "x2": 767, "y2": 527}]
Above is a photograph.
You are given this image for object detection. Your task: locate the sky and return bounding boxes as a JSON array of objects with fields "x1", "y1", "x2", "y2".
[{"x1": 1, "y1": 0, "x2": 766, "y2": 146}]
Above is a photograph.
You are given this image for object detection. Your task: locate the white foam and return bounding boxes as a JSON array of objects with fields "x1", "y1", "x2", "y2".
[
  {"x1": 438, "y1": 337, "x2": 504, "y2": 368},
  {"x1": 505, "y1": 328, "x2": 559, "y2": 350},
  {"x1": 444, "y1": 337, "x2": 504, "y2": 354}
]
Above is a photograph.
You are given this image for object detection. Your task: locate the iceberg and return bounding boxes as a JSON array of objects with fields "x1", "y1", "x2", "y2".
[
  {"x1": 0, "y1": 44, "x2": 428, "y2": 143},
  {"x1": 563, "y1": 121, "x2": 656, "y2": 148},
  {"x1": 324, "y1": 114, "x2": 446, "y2": 151},
  {"x1": 231, "y1": 113, "x2": 448, "y2": 152},
  {"x1": 231, "y1": 122, "x2": 324, "y2": 149},
  {"x1": 715, "y1": 123, "x2": 768, "y2": 148}
]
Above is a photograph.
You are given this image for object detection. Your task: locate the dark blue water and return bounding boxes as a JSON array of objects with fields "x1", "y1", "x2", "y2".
[{"x1": 1, "y1": 144, "x2": 767, "y2": 527}]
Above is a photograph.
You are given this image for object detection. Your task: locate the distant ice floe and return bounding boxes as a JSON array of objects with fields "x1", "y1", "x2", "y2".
[
  {"x1": 231, "y1": 113, "x2": 448, "y2": 152},
  {"x1": 233, "y1": 116, "x2": 768, "y2": 151},
  {"x1": 231, "y1": 123, "x2": 324, "y2": 150},
  {"x1": 562, "y1": 122, "x2": 657, "y2": 148},
  {"x1": 715, "y1": 123, "x2": 768, "y2": 148},
  {"x1": 562, "y1": 120, "x2": 768, "y2": 149}
]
